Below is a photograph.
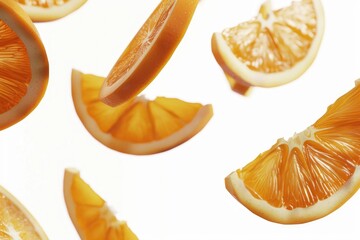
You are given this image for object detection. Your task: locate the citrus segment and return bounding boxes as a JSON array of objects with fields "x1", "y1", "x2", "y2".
[
  {"x1": 225, "y1": 81, "x2": 360, "y2": 224},
  {"x1": 0, "y1": 186, "x2": 48, "y2": 239},
  {"x1": 212, "y1": 0, "x2": 324, "y2": 91},
  {"x1": 72, "y1": 69, "x2": 213, "y2": 155},
  {"x1": 63, "y1": 168, "x2": 138, "y2": 240},
  {"x1": 99, "y1": 0, "x2": 199, "y2": 106},
  {"x1": 0, "y1": 0, "x2": 48, "y2": 130},
  {"x1": 15, "y1": 0, "x2": 87, "y2": 22}
]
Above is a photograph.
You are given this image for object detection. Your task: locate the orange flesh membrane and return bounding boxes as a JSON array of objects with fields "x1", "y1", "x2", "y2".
[
  {"x1": 0, "y1": 19, "x2": 31, "y2": 114},
  {"x1": 222, "y1": 0, "x2": 316, "y2": 73},
  {"x1": 108, "y1": 98, "x2": 203, "y2": 143},
  {"x1": 240, "y1": 84, "x2": 360, "y2": 210}
]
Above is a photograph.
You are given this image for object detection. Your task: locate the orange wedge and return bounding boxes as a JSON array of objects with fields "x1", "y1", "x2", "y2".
[
  {"x1": 99, "y1": 0, "x2": 199, "y2": 106},
  {"x1": 225, "y1": 80, "x2": 360, "y2": 224},
  {"x1": 212, "y1": 0, "x2": 324, "y2": 94},
  {"x1": 72, "y1": 69, "x2": 213, "y2": 155},
  {"x1": 64, "y1": 168, "x2": 138, "y2": 240},
  {"x1": 0, "y1": 0, "x2": 48, "y2": 130},
  {"x1": 15, "y1": 0, "x2": 87, "y2": 22},
  {"x1": 0, "y1": 185, "x2": 48, "y2": 239}
]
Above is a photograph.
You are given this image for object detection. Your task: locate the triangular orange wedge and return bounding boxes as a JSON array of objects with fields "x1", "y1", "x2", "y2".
[
  {"x1": 0, "y1": 0, "x2": 49, "y2": 130},
  {"x1": 226, "y1": 80, "x2": 360, "y2": 224},
  {"x1": 99, "y1": 0, "x2": 199, "y2": 106},
  {"x1": 212, "y1": 0, "x2": 324, "y2": 93},
  {"x1": 64, "y1": 168, "x2": 138, "y2": 240},
  {"x1": 0, "y1": 185, "x2": 48, "y2": 239},
  {"x1": 72, "y1": 69, "x2": 213, "y2": 155},
  {"x1": 15, "y1": 0, "x2": 87, "y2": 22}
]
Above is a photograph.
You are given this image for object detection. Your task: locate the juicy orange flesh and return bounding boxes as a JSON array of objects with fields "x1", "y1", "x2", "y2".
[
  {"x1": 222, "y1": 0, "x2": 316, "y2": 73},
  {"x1": 16, "y1": 0, "x2": 70, "y2": 7},
  {"x1": 105, "y1": 0, "x2": 175, "y2": 86},
  {"x1": 0, "y1": 193, "x2": 42, "y2": 239},
  {"x1": 239, "y1": 84, "x2": 360, "y2": 210},
  {"x1": 0, "y1": 20, "x2": 31, "y2": 114},
  {"x1": 71, "y1": 174, "x2": 138, "y2": 240},
  {"x1": 81, "y1": 73, "x2": 203, "y2": 143}
]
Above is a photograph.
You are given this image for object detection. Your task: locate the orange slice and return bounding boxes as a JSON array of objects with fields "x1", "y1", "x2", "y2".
[
  {"x1": 0, "y1": 0, "x2": 48, "y2": 130},
  {"x1": 0, "y1": 185, "x2": 48, "y2": 239},
  {"x1": 72, "y1": 69, "x2": 213, "y2": 155},
  {"x1": 99, "y1": 0, "x2": 199, "y2": 106},
  {"x1": 64, "y1": 168, "x2": 138, "y2": 240},
  {"x1": 212, "y1": 0, "x2": 324, "y2": 93},
  {"x1": 15, "y1": 0, "x2": 87, "y2": 22},
  {"x1": 225, "y1": 80, "x2": 360, "y2": 224}
]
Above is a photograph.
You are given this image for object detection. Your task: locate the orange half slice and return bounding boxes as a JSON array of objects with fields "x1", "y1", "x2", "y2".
[
  {"x1": 226, "y1": 80, "x2": 360, "y2": 224},
  {"x1": 212, "y1": 0, "x2": 324, "y2": 92},
  {"x1": 72, "y1": 69, "x2": 213, "y2": 155}
]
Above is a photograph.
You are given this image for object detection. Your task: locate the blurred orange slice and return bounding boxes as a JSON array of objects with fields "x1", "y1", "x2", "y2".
[
  {"x1": 212, "y1": 0, "x2": 324, "y2": 93},
  {"x1": 64, "y1": 168, "x2": 138, "y2": 240},
  {"x1": 0, "y1": 0, "x2": 48, "y2": 130},
  {"x1": 0, "y1": 185, "x2": 48, "y2": 239},
  {"x1": 15, "y1": 0, "x2": 87, "y2": 22},
  {"x1": 226, "y1": 80, "x2": 360, "y2": 224},
  {"x1": 72, "y1": 69, "x2": 213, "y2": 155},
  {"x1": 99, "y1": 0, "x2": 199, "y2": 106}
]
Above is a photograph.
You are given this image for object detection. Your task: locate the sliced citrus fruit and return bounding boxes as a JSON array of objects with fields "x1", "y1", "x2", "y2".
[
  {"x1": 225, "y1": 80, "x2": 360, "y2": 224},
  {"x1": 64, "y1": 168, "x2": 138, "y2": 240},
  {"x1": 72, "y1": 69, "x2": 213, "y2": 155},
  {"x1": 0, "y1": 185, "x2": 48, "y2": 239},
  {"x1": 0, "y1": 0, "x2": 48, "y2": 130},
  {"x1": 15, "y1": 0, "x2": 87, "y2": 22},
  {"x1": 212, "y1": 0, "x2": 324, "y2": 93},
  {"x1": 99, "y1": 0, "x2": 199, "y2": 106}
]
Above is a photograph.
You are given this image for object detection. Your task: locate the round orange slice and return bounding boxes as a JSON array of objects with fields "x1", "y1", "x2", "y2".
[
  {"x1": 99, "y1": 0, "x2": 199, "y2": 106},
  {"x1": 72, "y1": 69, "x2": 213, "y2": 155},
  {"x1": 212, "y1": 0, "x2": 324, "y2": 93},
  {"x1": 0, "y1": 0, "x2": 48, "y2": 130},
  {"x1": 64, "y1": 168, "x2": 138, "y2": 240},
  {"x1": 225, "y1": 80, "x2": 360, "y2": 224},
  {"x1": 15, "y1": 0, "x2": 87, "y2": 22},
  {"x1": 0, "y1": 185, "x2": 48, "y2": 239}
]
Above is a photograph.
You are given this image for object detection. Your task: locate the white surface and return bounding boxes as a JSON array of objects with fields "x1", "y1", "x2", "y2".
[{"x1": 2, "y1": 0, "x2": 360, "y2": 239}]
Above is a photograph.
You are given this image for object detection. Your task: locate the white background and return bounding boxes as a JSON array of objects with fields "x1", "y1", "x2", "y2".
[{"x1": 2, "y1": 0, "x2": 360, "y2": 239}]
